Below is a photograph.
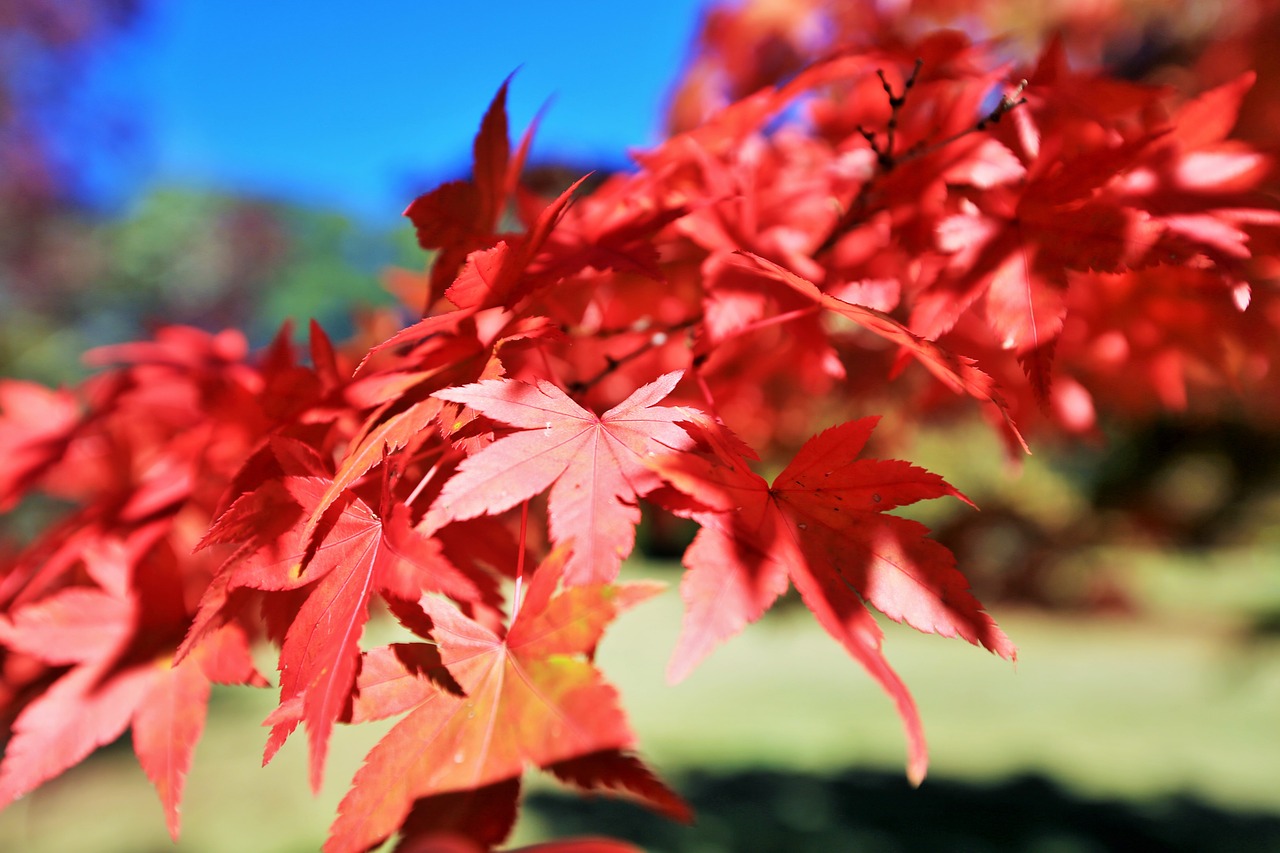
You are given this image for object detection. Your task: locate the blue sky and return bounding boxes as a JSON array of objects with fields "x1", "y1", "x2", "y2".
[{"x1": 78, "y1": 2, "x2": 710, "y2": 225}]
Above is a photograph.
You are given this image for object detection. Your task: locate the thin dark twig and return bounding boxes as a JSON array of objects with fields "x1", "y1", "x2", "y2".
[
  {"x1": 815, "y1": 75, "x2": 1029, "y2": 259},
  {"x1": 568, "y1": 317, "x2": 699, "y2": 395},
  {"x1": 855, "y1": 58, "x2": 924, "y2": 171},
  {"x1": 908, "y1": 78, "x2": 1028, "y2": 162}
]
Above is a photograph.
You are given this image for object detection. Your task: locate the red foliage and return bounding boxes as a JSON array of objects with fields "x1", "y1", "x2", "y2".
[
  {"x1": 650, "y1": 417, "x2": 1014, "y2": 785},
  {"x1": 430, "y1": 372, "x2": 701, "y2": 585},
  {"x1": 3, "y1": 4, "x2": 1280, "y2": 850}
]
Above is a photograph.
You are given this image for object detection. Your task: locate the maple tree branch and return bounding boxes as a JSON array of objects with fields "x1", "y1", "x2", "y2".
[
  {"x1": 906, "y1": 78, "x2": 1028, "y2": 162},
  {"x1": 855, "y1": 58, "x2": 923, "y2": 171},
  {"x1": 814, "y1": 75, "x2": 1029, "y2": 260},
  {"x1": 817, "y1": 59, "x2": 924, "y2": 259}
]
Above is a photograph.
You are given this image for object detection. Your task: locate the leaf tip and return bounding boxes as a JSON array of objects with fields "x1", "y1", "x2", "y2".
[{"x1": 907, "y1": 762, "x2": 926, "y2": 789}]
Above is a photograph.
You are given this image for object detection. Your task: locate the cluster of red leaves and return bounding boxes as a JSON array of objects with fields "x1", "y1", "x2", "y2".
[
  {"x1": 2, "y1": 12, "x2": 1279, "y2": 853},
  {"x1": 669, "y1": 0, "x2": 1280, "y2": 437}
]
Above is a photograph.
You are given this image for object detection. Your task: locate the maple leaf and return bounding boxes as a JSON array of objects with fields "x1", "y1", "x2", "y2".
[
  {"x1": 325, "y1": 548, "x2": 677, "y2": 853},
  {"x1": 404, "y1": 77, "x2": 538, "y2": 310},
  {"x1": 430, "y1": 371, "x2": 703, "y2": 585},
  {"x1": 0, "y1": 656, "x2": 161, "y2": 814},
  {"x1": 0, "y1": 380, "x2": 81, "y2": 510},
  {"x1": 131, "y1": 643, "x2": 230, "y2": 840},
  {"x1": 651, "y1": 418, "x2": 1015, "y2": 785},
  {"x1": 443, "y1": 175, "x2": 589, "y2": 311},
  {"x1": 922, "y1": 130, "x2": 1173, "y2": 402},
  {"x1": 184, "y1": 456, "x2": 492, "y2": 794},
  {"x1": 0, "y1": 579, "x2": 262, "y2": 840}
]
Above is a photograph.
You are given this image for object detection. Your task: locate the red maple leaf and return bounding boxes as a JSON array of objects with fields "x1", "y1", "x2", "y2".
[
  {"x1": 429, "y1": 372, "x2": 704, "y2": 585},
  {"x1": 922, "y1": 130, "x2": 1169, "y2": 403},
  {"x1": 0, "y1": 380, "x2": 81, "y2": 511},
  {"x1": 0, "y1": 541, "x2": 262, "y2": 839},
  {"x1": 184, "y1": 457, "x2": 490, "y2": 794},
  {"x1": 263, "y1": 480, "x2": 484, "y2": 793},
  {"x1": 442, "y1": 175, "x2": 589, "y2": 312},
  {"x1": 651, "y1": 418, "x2": 1015, "y2": 785},
  {"x1": 403, "y1": 77, "x2": 536, "y2": 311},
  {"x1": 325, "y1": 547, "x2": 683, "y2": 853}
]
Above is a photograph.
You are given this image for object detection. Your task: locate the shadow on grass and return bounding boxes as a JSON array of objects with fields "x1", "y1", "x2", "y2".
[{"x1": 526, "y1": 768, "x2": 1280, "y2": 852}]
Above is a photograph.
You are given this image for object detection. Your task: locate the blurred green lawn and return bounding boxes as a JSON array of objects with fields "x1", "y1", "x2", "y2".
[{"x1": 1, "y1": 548, "x2": 1277, "y2": 852}]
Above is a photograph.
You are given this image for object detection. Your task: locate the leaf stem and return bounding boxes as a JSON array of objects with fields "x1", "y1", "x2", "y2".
[
  {"x1": 731, "y1": 305, "x2": 822, "y2": 339},
  {"x1": 512, "y1": 498, "x2": 530, "y2": 618},
  {"x1": 404, "y1": 458, "x2": 444, "y2": 508}
]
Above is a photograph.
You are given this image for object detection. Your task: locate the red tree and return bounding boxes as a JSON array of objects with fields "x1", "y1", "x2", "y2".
[{"x1": 2, "y1": 3, "x2": 1278, "y2": 850}]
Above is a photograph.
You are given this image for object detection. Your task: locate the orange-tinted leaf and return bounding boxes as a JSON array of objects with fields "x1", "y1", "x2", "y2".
[{"x1": 325, "y1": 549, "x2": 664, "y2": 853}]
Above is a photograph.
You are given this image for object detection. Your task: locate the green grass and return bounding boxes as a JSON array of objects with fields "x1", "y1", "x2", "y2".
[
  {"x1": 1, "y1": 552, "x2": 1278, "y2": 851},
  {"x1": 597, "y1": 556, "x2": 1280, "y2": 811}
]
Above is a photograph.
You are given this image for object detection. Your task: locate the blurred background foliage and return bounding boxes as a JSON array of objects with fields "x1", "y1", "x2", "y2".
[
  {"x1": 1, "y1": 0, "x2": 1279, "y2": 850},
  {"x1": 1, "y1": 185, "x2": 410, "y2": 384}
]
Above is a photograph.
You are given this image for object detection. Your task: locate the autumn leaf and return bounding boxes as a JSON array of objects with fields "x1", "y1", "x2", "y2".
[
  {"x1": 325, "y1": 548, "x2": 675, "y2": 853},
  {"x1": 131, "y1": 650, "x2": 218, "y2": 840},
  {"x1": 0, "y1": 657, "x2": 160, "y2": 817},
  {"x1": 430, "y1": 371, "x2": 704, "y2": 585},
  {"x1": 0, "y1": 585, "x2": 261, "y2": 840},
  {"x1": 405, "y1": 78, "x2": 518, "y2": 309},
  {"x1": 443, "y1": 175, "x2": 590, "y2": 311},
  {"x1": 286, "y1": 486, "x2": 484, "y2": 790},
  {"x1": 0, "y1": 380, "x2": 81, "y2": 510},
  {"x1": 651, "y1": 418, "x2": 1015, "y2": 785},
  {"x1": 923, "y1": 162, "x2": 1161, "y2": 402},
  {"x1": 185, "y1": 464, "x2": 489, "y2": 794}
]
